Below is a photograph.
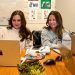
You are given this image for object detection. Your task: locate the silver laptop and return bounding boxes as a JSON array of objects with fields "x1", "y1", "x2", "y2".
[{"x1": 0, "y1": 40, "x2": 20, "y2": 66}]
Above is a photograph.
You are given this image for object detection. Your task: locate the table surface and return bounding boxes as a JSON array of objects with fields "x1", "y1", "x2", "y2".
[{"x1": 0, "y1": 49, "x2": 74, "y2": 75}]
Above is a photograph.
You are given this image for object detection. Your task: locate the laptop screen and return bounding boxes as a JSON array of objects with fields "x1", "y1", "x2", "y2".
[{"x1": 0, "y1": 40, "x2": 20, "y2": 66}]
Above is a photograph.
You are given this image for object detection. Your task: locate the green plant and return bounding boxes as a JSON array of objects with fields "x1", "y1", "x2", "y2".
[{"x1": 17, "y1": 60, "x2": 45, "y2": 75}]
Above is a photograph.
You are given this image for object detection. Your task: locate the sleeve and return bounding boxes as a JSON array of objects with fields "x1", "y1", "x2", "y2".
[
  {"x1": 0, "y1": 27, "x2": 7, "y2": 40},
  {"x1": 0, "y1": 27, "x2": 4, "y2": 39},
  {"x1": 25, "y1": 39, "x2": 33, "y2": 48},
  {"x1": 62, "y1": 30, "x2": 71, "y2": 49},
  {"x1": 41, "y1": 29, "x2": 52, "y2": 46}
]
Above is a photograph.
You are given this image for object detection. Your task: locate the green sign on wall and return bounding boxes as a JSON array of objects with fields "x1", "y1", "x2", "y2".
[{"x1": 41, "y1": 0, "x2": 51, "y2": 9}]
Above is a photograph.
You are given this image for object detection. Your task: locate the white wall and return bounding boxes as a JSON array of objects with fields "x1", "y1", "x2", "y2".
[
  {"x1": 56, "y1": 0, "x2": 75, "y2": 32},
  {"x1": 27, "y1": 24, "x2": 45, "y2": 32},
  {"x1": 1, "y1": 0, "x2": 75, "y2": 32},
  {"x1": 28, "y1": 0, "x2": 75, "y2": 32}
]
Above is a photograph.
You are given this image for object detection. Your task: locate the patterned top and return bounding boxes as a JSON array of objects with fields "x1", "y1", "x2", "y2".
[{"x1": 41, "y1": 28, "x2": 71, "y2": 49}]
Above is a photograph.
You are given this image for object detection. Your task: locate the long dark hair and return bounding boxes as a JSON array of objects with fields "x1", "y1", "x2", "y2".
[
  {"x1": 45, "y1": 10, "x2": 64, "y2": 41},
  {"x1": 7, "y1": 10, "x2": 32, "y2": 41}
]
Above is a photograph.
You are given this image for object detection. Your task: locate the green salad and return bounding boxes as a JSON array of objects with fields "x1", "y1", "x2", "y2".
[{"x1": 17, "y1": 60, "x2": 45, "y2": 75}]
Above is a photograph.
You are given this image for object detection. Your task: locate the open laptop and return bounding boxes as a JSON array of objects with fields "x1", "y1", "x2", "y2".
[{"x1": 0, "y1": 40, "x2": 20, "y2": 66}]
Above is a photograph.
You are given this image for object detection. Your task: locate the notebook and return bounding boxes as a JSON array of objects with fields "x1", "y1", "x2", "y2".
[{"x1": 0, "y1": 40, "x2": 20, "y2": 66}]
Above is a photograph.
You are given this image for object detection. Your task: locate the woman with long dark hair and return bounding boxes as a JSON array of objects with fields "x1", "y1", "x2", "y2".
[
  {"x1": 41, "y1": 10, "x2": 71, "y2": 48},
  {"x1": 0, "y1": 10, "x2": 32, "y2": 50}
]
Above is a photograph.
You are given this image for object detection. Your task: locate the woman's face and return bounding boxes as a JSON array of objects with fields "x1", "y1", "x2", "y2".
[
  {"x1": 48, "y1": 14, "x2": 57, "y2": 31},
  {"x1": 12, "y1": 15, "x2": 21, "y2": 29}
]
